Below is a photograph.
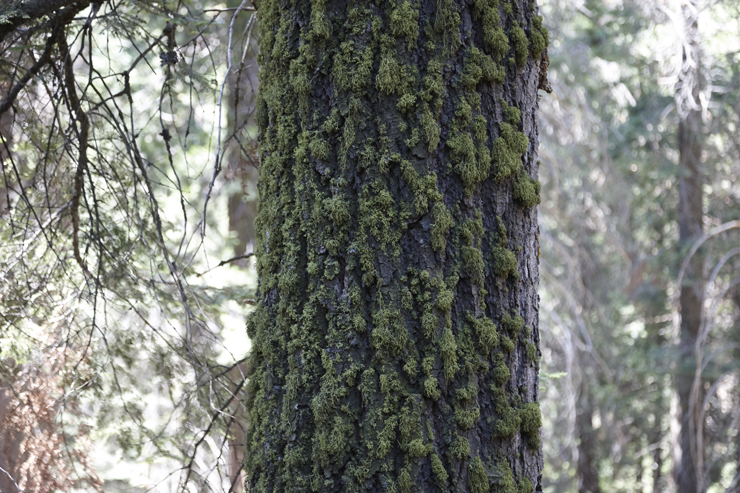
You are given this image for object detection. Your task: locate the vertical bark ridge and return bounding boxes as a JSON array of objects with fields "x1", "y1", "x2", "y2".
[{"x1": 246, "y1": 0, "x2": 547, "y2": 491}]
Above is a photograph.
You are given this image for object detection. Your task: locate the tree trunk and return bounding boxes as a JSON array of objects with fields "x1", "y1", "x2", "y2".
[
  {"x1": 650, "y1": 392, "x2": 665, "y2": 493},
  {"x1": 576, "y1": 373, "x2": 600, "y2": 493},
  {"x1": 674, "y1": 2, "x2": 704, "y2": 493},
  {"x1": 245, "y1": 0, "x2": 548, "y2": 491}
]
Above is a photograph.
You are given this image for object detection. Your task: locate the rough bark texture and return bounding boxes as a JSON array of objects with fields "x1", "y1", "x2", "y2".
[
  {"x1": 675, "y1": 2, "x2": 704, "y2": 493},
  {"x1": 245, "y1": 0, "x2": 548, "y2": 491}
]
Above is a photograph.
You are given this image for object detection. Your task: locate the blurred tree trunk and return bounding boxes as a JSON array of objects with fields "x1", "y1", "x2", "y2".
[
  {"x1": 576, "y1": 372, "x2": 600, "y2": 493},
  {"x1": 225, "y1": 1, "x2": 260, "y2": 263},
  {"x1": 732, "y1": 287, "x2": 740, "y2": 493},
  {"x1": 244, "y1": 0, "x2": 550, "y2": 491},
  {"x1": 635, "y1": 440, "x2": 644, "y2": 493},
  {"x1": 646, "y1": 308, "x2": 668, "y2": 493},
  {"x1": 674, "y1": 2, "x2": 705, "y2": 493},
  {"x1": 650, "y1": 382, "x2": 665, "y2": 493}
]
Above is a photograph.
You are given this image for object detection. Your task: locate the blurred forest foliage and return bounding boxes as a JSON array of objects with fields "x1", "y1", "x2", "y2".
[
  {"x1": 539, "y1": 1, "x2": 740, "y2": 492},
  {"x1": 0, "y1": 0, "x2": 739, "y2": 492}
]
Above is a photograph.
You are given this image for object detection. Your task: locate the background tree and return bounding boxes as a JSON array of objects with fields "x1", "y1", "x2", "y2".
[
  {"x1": 537, "y1": 0, "x2": 740, "y2": 491},
  {"x1": 245, "y1": 0, "x2": 550, "y2": 491}
]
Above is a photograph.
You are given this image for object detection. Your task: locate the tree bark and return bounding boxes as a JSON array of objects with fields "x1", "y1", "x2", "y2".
[
  {"x1": 245, "y1": 0, "x2": 548, "y2": 491},
  {"x1": 674, "y1": 2, "x2": 704, "y2": 493}
]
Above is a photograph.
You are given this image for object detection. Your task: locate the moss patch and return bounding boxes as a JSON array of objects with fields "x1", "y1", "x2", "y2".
[
  {"x1": 469, "y1": 456, "x2": 490, "y2": 493},
  {"x1": 519, "y1": 402, "x2": 542, "y2": 449},
  {"x1": 513, "y1": 172, "x2": 541, "y2": 208}
]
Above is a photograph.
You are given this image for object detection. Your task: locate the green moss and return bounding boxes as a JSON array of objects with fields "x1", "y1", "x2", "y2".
[
  {"x1": 309, "y1": 136, "x2": 331, "y2": 160},
  {"x1": 431, "y1": 202, "x2": 453, "y2": 252},
  {"x1": 456, "y1": 381, "x2": 478, "y2": 401},
  {"x1": 322, "y1": 108, "x2": 341, "y2": 134},
  {"x1": 397, "y1": 92, "x2": 416, "y2": 113},
  {"x1": 529, "y1": 15, "x2": 550, "y2": 59},
  {"x1": 462, "y1": 47, "x2": 486, "y2": 88},
  {"x1": 343, "y1": 364, "x2": 362, "y2": 387},
  {"x1": 526, "y1": 342, "x2": 538, "y2": 364},
  {"x1": 377, "y1": 50, "x2": 403, "y2": 94},
  {"x1": 433, "y1": 0, "x2": 462, "y2": 51},
  {"x1": 491, "y1": 217, "x2": 519, "y2": 279},
  {"x1": 462, "y1": 245, "x2": 485, "y2": 284},
  {"x1": 376, "y1": 415, "x2": 399, "y2": 459},
  {"x1": 470, "y1": 115, "x2": 486, "y2": 143},
  {"x1": 324, "y1": 259, "x2": 340, "y2": 279},
  {"x1": 422, "y1": 356, "x2": 434, "y2": 374},
  {"x1": 469, "y1": 456, "x2": 490, "y2": 493},
  {"x1": 493, "y1": 245, "x2": 517, "y2": 278},
  {"x1": 519, "y1": 402, "x2": 542, "y2": 449},
  {"x1": 435, "y1": 286, "x2": 454, "y2": 311},
  {"x1": 510, "y1": 24, "x2": 529, "y2": 68},
  {"x1": 401, "y1": 288, "x2": 413, "y2": 310},
  {"x1": 334, "y1": 41, "x2": 374, "y2": 93},
  {"x1": 500, "y1": 335, "x2": 515, "y2": 353},
  {"x1": 461, "y1": 46, "x2": 506, "y2": 85},
  {"x1": 403, "y1": 358, "x2": 418, "y2": 379},
  {"x1": 492, "y1": 459, "x2": 517, "y2": 493},
  {"x1": 353, "y1": 313, "x2": 367, "y2": 332},
  {"x1": 440, "y1": 325, "x2": 459, "y2": 381},
  {"x1": 316, "y1": 416, "x2": 352, "y2": 464},
  {"x1": 492, "y1": 122, "x2": 529, "y2": 182},
  {"x1": 473, "y1": 0, "x2": 509, "y2": 61},
  {"x1": 421, "y1": 311, "x2": 438, "y2": 338},
  {"x1": 502, "y1": 101, "x2": 521, "y2": 125},
  {"x1": 290, "y1": 60, "x2": 311, "y2": 113},
  {"x1": 475, "y1": 317, "x2": 499, "y2": 353},
  {"x1": 372, "y1": 308, "x2": 408, "y2": 354},
  {"x1": 423, "y1": 376, "x2": 441, "y2": 400},
  {"x1": 450, "y1": 434, "x2": 470, "y2": 459},
  {"x1": 492, "y1": 354, "x2": 510, "y2": 386},
  {"x1": 494, "y1": 405, "x2": 521, "y2": 438},
  {"x1": 431, "y1": 453, "x2": 449, "y2": 485},
  {"x1": 501, "y1": 314, "x2": 524, "y2": 336},
  {"x1": 518, "y1": 477, "x2": 534, "y2": 493},
  {"x1": 449, "y1": 128, "x2": 490, "y2": 195},
  {"x1": 309, "y1": 0, "x2": 331, "y2": 38},
  {"x1": 420, "y1": 104, "x2": 441, "y2": 152},
  {"x1": 398, "y1": 466, "x2": 412, "y2": 492},
  {"x1": 323, "y1": 197, "x2": 351, "y2": 226},
  {"x1": 513, "y1": 172, "x2": 541, "y2": 208},
  {"x1": 455, "y1": 403, "x2": 481, "y2": 429},
  {"x1": 423, "y1": 60, "x2": 444, "y2": 95},
  {"x1": 455, "y1": 96, "x2": 473, "y2": 122},
  {"x1": 408, "y1": 438, "x2": 432, "y2": 457},
  {"x1": 390, "y1": 1, "x2": 420, "y2": 49}
]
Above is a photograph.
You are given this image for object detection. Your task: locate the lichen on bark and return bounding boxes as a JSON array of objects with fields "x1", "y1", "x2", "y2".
[{"x1": 245, "y1": 0, "x2": 547, "y2": 491}]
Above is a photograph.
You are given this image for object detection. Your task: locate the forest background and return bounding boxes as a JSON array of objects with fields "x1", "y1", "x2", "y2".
[{"x1": 0, "y1": 0, "x2": 739, "y2": 492}]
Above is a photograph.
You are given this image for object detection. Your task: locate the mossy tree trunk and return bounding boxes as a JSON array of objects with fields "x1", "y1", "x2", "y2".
[{"x1": 245, "y1": 0, "x2": 549, "y2": 491}]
